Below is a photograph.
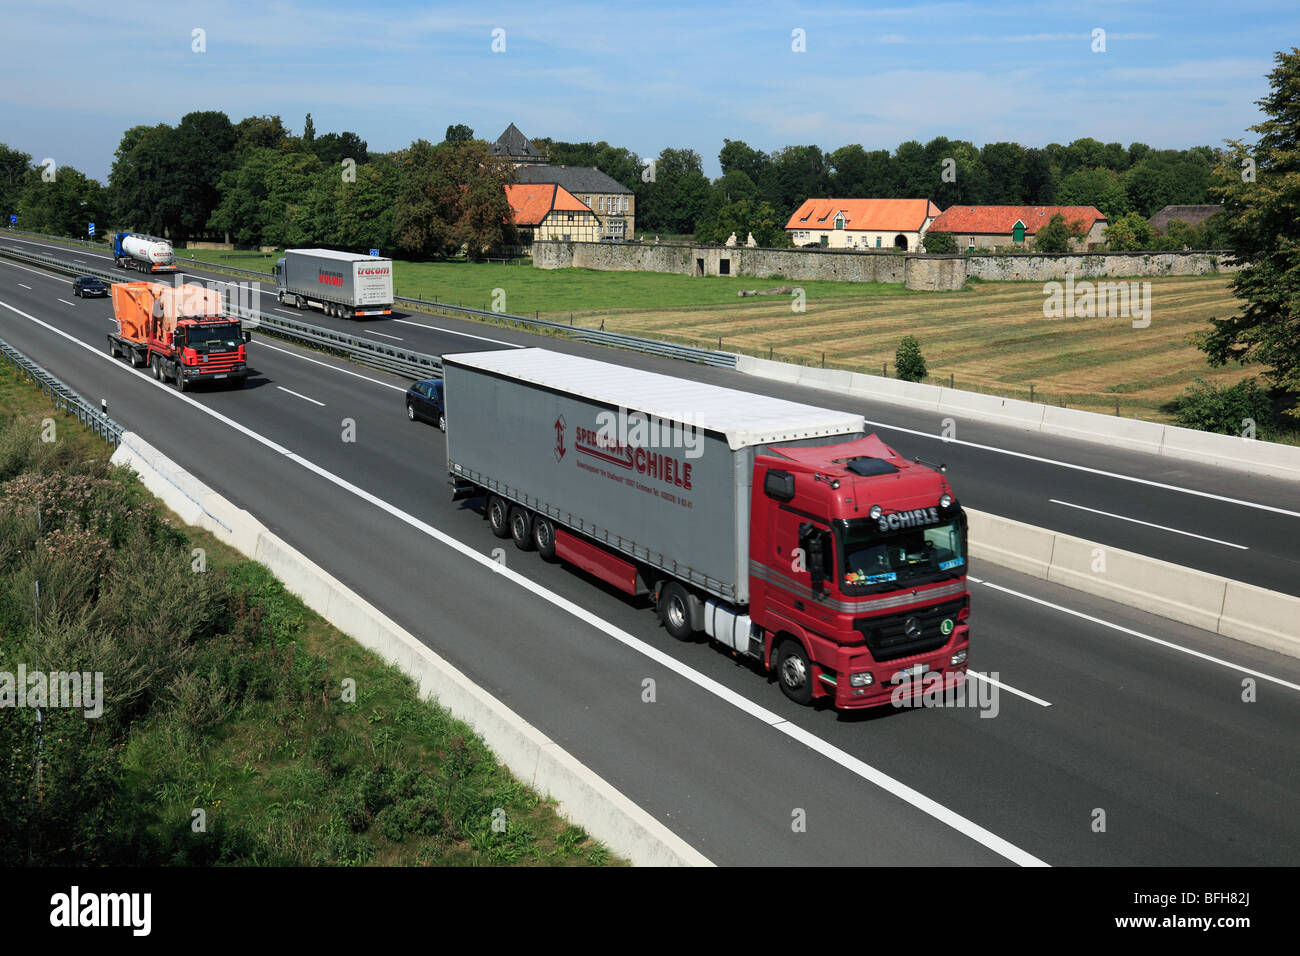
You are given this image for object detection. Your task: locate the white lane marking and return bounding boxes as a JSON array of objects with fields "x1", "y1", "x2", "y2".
[
  {"x1": 1, "y1": 292, "x2": 1048, "y2": 869},
  {"x1": 254, "y1": 339, "x2": 407, "y2": 391},
  {"x1": 275, "y1": 308, "x2": 299, "y2": 315},
  {"x1": 978, "y1": 580, "x2": 1300, "y2": 693},
  {"x1": 3, "y1": 236, "x2": 111, "y2": 259},
  {"x1": 393, "y1": 318, "x2": 522, "y2": 348},
  {"x1": 864, "y1": 419, "x2": 1300, "y2": 520},
  {"x1": 967, "y1": 671, "x2": 1051, "y2": 707},
  {"x1": 1050, "y1": 498, "x2": 1248, "y2": 550},
  {"x1": 276, "y1": 385, "x2": 325, "y2": 406},
  {"x1": 367, "y1": 330, "x2": 404, "y2": 341},
  {"x1": 57, "y1": 298, "x2": 76, "y2": 306},
  {"x1": 0, "y1": 259, "x2": 73, "y2": 284},
  {"x1": 18, "y1": 283, "x2": 31, "y2": 290}
]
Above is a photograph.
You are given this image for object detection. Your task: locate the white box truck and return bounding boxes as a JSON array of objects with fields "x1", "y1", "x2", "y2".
[{"x1": 274, "y1": 249, "x2": 394, "y2": 319}]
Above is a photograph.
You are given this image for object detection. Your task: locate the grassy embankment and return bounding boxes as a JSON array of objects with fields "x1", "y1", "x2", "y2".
[{"x1": 0, "y1": 362, "x2": 618, "y2": 865}]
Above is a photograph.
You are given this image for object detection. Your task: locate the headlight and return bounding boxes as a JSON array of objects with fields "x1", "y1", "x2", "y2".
[
  {"x1": 950, "y1": 649, "x2": 968, "y2": 666},
  {"x1": 940, "y1": 493, "x2": 953, "y2": 508},
  {"x1": 849, "y1": 672, "x2": 874, "y2": 687},
  {"x1": 868, "y1": 504, "x2": 883, "y2": 520}
]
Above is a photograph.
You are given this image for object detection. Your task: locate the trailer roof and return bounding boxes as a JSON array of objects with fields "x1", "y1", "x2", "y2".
[
  {"x1": 444, "y1": 348, "x2": 865, "y2": 450},
  {"x1": 287, "y1": 249, "x2": 392, "y2": 262}
]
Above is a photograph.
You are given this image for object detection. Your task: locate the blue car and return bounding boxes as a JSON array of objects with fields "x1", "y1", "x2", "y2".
[{"x1": 405, "y1": 378, "x2": 445, "y2": 431}]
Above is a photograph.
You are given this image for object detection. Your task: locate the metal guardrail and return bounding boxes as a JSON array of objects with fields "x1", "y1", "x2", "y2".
[
  {"x1": 391, "y1": 295, "x2": 740, "y2": 368},
  {"x1": 0, "y1": 337, "x2": 126, "y2": 447},
  {"x1": 4, "y1": 230, "x2": 740, "y2": 370},
  {"x1": 0, "y1": 245, "x2": 441, "y2": 382}
]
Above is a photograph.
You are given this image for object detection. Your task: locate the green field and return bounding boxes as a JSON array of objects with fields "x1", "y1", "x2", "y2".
[{"x1": 178, "y1": 245, "x2": 915, "y2": 315}]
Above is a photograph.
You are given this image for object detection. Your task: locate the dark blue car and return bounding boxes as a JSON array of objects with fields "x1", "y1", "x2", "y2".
[
  {"x1": 405, "y1": 378, "x2": 445, "y2": 431},
  {"x1": 72, "y1": 276, "x2": 108, "y2": 298}
]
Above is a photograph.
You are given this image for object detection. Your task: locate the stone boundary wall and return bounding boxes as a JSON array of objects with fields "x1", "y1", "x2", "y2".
[{"x1": 532, "y1": 241, "x2": 1240, "y2": 291}]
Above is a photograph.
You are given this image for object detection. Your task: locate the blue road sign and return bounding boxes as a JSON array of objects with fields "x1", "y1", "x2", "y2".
[
  {"x1": 8, "y1": 214, "x2": 15, "y2": 225},
  {"x1": 369, "y1": 248, "x2": 379, "y2": 257},
  {"x1": 88, "y1": 222, "x2": 95, "y2": 236}
]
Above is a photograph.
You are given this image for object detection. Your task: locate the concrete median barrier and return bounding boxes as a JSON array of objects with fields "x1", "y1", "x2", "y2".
[
  {"x1": 110, "y1": 431, "x2": 712, "y2": 867},
  {"x1": 737, "y1": 356, "x2": 1300, "y2": 481},
  {"x1": 967, "y1": 507, "x2": 1300, "y2": 659}
]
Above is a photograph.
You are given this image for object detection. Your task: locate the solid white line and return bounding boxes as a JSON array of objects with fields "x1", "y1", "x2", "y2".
[
  {"x1": 276, "y1": 385, "x2": 325, "y2": 406},
  {"x1": 367, "y1": 330, "x2": 404, "y2": 341},
  {"x1": 978, "y1": 580, "x2": 1300, "y2": 693},
  {"x1": 0, "y1": 259, "x2": 73, "y2": 284},
  {"x1": 3, "y1": 235, "x2": 111, "y2": 259},
  {"x1": 393, "y1": 317, "x2": 522, "y2": 348},
  {"x1": 57, "y1": 298, "x2": 76, "y2": 306},
  {"x1": 18, "y1": 283, "x2": 31, "y2": 290},
  {"x1": 275, "y1": 308, "x2": 299, "y2": 316},
  {"x1": 865, "y1": 419, "x2": 1300, "y2": 520},
  {"x1": 1050, "y1": 498, "x2": 1248, "y2": 549},
  {"x1": 0, "y1": 292, "x2": 1048, "y2": 868},
  {"x1": 254, "y1": 339, "x2": 407, "y2": 392},
  {"x1": 967, "y1": 671, "x2": 1052, "y2": 707}
]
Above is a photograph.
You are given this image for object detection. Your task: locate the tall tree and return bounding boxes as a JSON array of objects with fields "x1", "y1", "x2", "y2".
[
  {"x1": 1055, "y1": 166, "x2": 1130, "y2": 218},
  {"x1": 0, "y1": 143, "x2": 32, "y2": 219},
  {"x1": 444, "y1": 124, "x2": 474, "y2": 143},
  {"x1": 16, "y1": 163, "x2": 107, "y2": 237},
  {"x1": 980, "y1": 142, "x2": 1028, "y2": 203},
  {"x1": 1199, "y1": 47, "x2": 1300, "y2": 414},
  {"x1": 718, "y1": 139, "x2": 769, "y2": 184},
  {"x1": 637, "y1": 147, "x2": 709, "y2": 234},
  {"x1": 170, "y1": 110, "x2": 237, "y2": 240},
  {"x1": 303, "y1": 113, "x2": 316, "y2": 143}
]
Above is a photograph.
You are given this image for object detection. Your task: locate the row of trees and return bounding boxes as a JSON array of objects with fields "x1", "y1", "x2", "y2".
[{"x1": 5, "y1": 117, "x2": 1225, "y2": 256}]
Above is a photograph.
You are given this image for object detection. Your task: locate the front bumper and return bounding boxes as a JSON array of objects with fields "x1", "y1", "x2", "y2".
[{"x1": 829, "y1": 623, "x2": 971, "y2": 710}]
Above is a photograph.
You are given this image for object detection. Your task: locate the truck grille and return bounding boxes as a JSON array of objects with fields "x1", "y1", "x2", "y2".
[
  {"x1": 197, "y1": 351, "x2": 242, "y2": 373},
  {"x1": 853, "y1": 599, "x2": 964, "y2": 662}
]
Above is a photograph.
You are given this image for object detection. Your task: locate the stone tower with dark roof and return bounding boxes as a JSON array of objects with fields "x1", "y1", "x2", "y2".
[{"x1": 490, "y1": 123, "x2": 547, "y2": 166}]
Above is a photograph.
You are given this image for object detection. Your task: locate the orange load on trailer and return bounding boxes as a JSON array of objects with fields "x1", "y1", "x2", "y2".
[
  {"x1": 110, "y1": 281, "x2": 225, "y2": 345},
  {"x1": 107, "y1": 280, "x2": 250, "y2": 391}
]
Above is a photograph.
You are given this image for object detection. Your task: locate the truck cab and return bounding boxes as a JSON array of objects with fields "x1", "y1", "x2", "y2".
[{"x1": 750, "y1": 434, "x2": 970, "y2": 708}]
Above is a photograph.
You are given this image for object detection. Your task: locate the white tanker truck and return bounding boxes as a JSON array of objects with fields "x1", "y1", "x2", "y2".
[{"x1": 111, "y1": 232, "x2": 177, "y2": 274}]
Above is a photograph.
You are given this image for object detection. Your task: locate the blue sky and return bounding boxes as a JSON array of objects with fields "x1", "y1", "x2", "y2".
[{"x1": 2, "y1": 0, "x2": 1294, "y2": 183}]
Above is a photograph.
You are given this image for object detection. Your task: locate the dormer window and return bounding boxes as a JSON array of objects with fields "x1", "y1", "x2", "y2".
[{"x1": 834, "y1": 214, "x2": 845, "y2": 230}]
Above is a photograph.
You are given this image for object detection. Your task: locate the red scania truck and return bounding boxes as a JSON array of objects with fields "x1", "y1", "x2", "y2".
[
  {"x1": 444, "y1": 348, "x2": 970, "y2": 710},
  {"x1": 107, "y1": 281, "x2": 250, "y2": 390}
]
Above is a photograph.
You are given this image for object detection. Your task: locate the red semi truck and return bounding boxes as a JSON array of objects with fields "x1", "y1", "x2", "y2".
[
  {"x1": 444, "y1": 348, "x2": 970, "y2": 710},
  {"x1": 107, "y1": 281, "x2": 250, "y2": 390}
]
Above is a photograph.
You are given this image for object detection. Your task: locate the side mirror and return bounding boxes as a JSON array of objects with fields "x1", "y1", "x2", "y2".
[
  {"x1": 243, "y1": 331, "x2": 252, "y2": 343},
  {"x1": 799, "y1": 523, "x2": 828, "y2": 593}
]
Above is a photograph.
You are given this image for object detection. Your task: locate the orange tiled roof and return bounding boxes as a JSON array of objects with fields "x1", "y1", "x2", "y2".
[
  {"x1": 928, "y1": 205, "x2": 1106, "y2": 235},
  {"x1": 784, "y1": 198, "x2": 940, "y2": 232},
  {"x1": 504, "y1": 183, "x2": 592, "y2": 225}
]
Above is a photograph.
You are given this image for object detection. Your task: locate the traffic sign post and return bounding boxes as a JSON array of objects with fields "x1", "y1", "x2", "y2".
[
  {"x1": 8, "y1": 214, "x2": 15, "y2": 227},
  {"x1": 88, "y1": 222, "x2": 95, "y2": 237},
  {"x1": 369, "y1": 248, "x2": 379, "y2": 257}
]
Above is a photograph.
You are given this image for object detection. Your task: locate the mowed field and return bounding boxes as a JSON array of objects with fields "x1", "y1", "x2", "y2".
[
  {"x1": 172, "y1": 246, "x2": 1252, "y2": 422},
  {"x1": 596, "y1": 274, "x2": 1254, "y2": 421}
]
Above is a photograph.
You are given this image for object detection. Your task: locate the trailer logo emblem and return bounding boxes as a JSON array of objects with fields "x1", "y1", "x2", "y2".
[
  {"x1": 903, "y1": 616, "x2": 923, "y2": 640},
  {"x1": 554, "y1": 415, "x2": 567, "y2": 461}
]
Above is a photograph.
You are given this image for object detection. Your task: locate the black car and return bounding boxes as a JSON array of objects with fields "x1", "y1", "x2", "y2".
[
  {"x1": 406, "y1": 378, "x2": 445, "y2": 431},
  {"x1": 72, "y1": 276, "x2": 108, "y2": 298}
]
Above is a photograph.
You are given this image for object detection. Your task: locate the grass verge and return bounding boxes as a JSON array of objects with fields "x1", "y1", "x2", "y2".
[{"x1": 0, "y1": 361, "x2": 620, "y2": 865}]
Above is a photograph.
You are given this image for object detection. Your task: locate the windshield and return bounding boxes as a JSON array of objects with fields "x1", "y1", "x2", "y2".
[
  {"x1": 840, "y1": 512, "x2": 966, "y2": 592},
  {"x1": 184, "y1": 324, "x2": 242, "y2": 351}
]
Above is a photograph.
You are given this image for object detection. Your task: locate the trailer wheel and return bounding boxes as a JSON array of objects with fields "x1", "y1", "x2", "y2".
[
  {"x1": 487, "y1": 495, "x2": 511, "y2": 539},
  {"x1": 776, "y1": 640, "x2": 814, "y2": 706},
  {"x1": 152, "y1": 356, "x2": 162, "y2": 379},
  {"x1": 659, "y1": 582, "x2": 694, "y2": 641},
  {"x1": 509, "y1": 506, "x2": 534, "y2": 551},
  {"x1": 175, "y1": 369, "x2": 187, "y2": 392},
  {"x1": 532, "y1": 516, "x2": 556, "y2": 560},
  {"x1": 107, "y1": 337, "x2": 117, "y2": 358}
]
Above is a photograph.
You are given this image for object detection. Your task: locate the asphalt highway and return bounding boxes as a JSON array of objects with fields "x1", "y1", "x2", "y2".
[{"x1": 2, "y1": 253, "x2": 1297, "y2": 865}]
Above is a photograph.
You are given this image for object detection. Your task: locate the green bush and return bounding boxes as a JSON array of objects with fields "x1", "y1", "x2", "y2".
[
  {"x1": 922, "y1": 231, "x2": 956, "y2": 253},
  {"x1": 1171, "y1": 377, "x2": 1275, "y2": 439},
  {"x1": 895, "y1": 336, "x2": 928, "y2": 382}
]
